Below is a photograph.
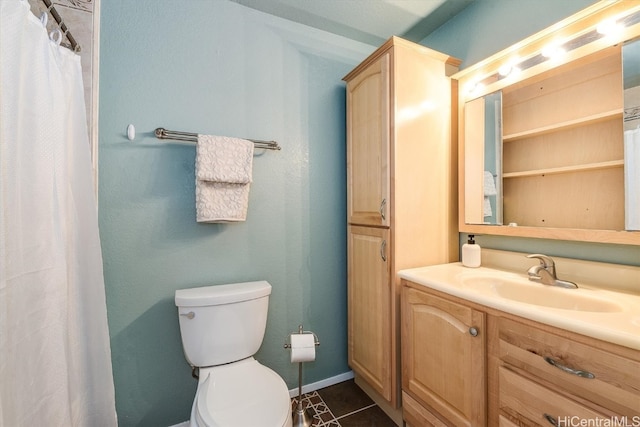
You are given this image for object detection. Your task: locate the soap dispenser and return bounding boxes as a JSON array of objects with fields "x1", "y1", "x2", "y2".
[{"x1": 462, "y1": 235, "x2": 481, "y2": 268}]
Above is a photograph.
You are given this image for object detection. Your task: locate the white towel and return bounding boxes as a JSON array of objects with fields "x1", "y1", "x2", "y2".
[
  {"x1": 483, "y1": 171, "x2": 497, "y2": 217},
  {"x1": 484, "y1": 197, "x2": 493, "y2": 218},
  {"x1": 483, "y1": 171, "x2": 497, "y2": 196},
  {"x1": 624, "y1": 128, "x2": 640, "y2": 230},
  {"x1": 195, "y1": 135, "x2": 254, "y2": 222}
]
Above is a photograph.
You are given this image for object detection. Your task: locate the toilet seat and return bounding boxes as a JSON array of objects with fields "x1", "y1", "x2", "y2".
[{"x1": 193, "y1": 358, "x2": 292, "y2": 427}]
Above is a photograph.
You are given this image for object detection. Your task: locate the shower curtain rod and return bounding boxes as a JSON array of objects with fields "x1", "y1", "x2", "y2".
[
  {"x1": 41, "y1": 0, "x2": 80, "y2": 52},
  {"x1": 154, "y1": 128, "x2": 281, "y2": 151}
]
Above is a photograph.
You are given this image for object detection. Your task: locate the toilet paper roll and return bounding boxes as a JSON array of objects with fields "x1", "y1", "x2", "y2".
[{"x1": 290, "y1": 333, "x2": 316, "y2": 363}]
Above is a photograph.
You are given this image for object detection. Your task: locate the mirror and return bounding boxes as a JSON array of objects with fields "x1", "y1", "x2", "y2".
[
  {"x1": 455, "y1": 1, "x2": 640, "y2": 245},
  {"x1": 466, "y1": 37, "x2": 640, "y2": 231},
  {"x1": 463, "y1": 92, "x2": 502, "y2": 225},
  {"x1": 623, "y1": 37, "x2": 640, "y2": 231}
]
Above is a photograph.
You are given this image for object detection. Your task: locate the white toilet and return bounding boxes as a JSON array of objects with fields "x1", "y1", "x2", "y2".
[{"x1": 175, "y1": 281, "x2": 293, "y2": 427}]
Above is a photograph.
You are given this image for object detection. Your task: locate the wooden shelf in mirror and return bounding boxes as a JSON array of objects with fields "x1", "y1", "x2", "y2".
[
  {"x1": 502, "y1": 115, "x2": 623, "y2": 174},
  {"x1": 503, "y1": 167, "x2": 624, "y2": 230},
  {"x1": 502, "y1": 159, "x2": 623, "y2": 178},
  {"x1": 502, "y1": 109, "x2": 622, "y2": 142}
]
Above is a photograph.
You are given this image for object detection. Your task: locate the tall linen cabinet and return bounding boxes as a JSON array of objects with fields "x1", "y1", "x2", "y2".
[{"x1": 343, "y1": 36, "x2": 460, "y2": 416}]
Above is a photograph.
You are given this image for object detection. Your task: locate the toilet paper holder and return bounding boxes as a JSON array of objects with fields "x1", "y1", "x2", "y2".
[
  {"x1": 284, "y1": 324, "x2": 319, "y2": 427},
  {"x1": 283, "y1": 324, "x2": 320, "y2": 349}
]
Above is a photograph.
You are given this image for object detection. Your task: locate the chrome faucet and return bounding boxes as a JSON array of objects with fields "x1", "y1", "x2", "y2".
[{"x1": 526, "y1": 254, "x2": 578, "y2": 289}]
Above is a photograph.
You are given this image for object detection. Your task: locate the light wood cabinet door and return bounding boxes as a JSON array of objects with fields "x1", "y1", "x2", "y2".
[
  {"x1": 348, "y1": 225, "x2": 391, "y2": 400},
  {"x1": 402, "y1": 286, "x2": 486, "y2": 427},
  {"x1": 346, "y1": 52, "x2": 390, "y2": 227}
]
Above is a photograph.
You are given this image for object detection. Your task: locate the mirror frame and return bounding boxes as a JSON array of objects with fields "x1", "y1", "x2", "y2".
[{"x1": 453, "y1": 0, "x2": 640, "y2": 246}]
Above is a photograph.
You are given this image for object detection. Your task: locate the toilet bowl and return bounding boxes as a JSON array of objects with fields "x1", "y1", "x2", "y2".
[
  {"x1": 193, "y1": 358, "x2": 291, "y2": 427},
  {"x1": 175, "y1": 281, "x2": 292, "y2": 427}
]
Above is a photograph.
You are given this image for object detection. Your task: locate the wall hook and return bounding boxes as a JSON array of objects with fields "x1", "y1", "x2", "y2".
[{"x1": 127, "y1": 124, "x2": 135, "y2": 141}]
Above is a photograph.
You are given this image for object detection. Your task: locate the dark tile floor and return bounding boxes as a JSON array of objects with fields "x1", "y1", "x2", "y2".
[{"x1": 290, "y1": 380, "x2": 397, "y2": 427}]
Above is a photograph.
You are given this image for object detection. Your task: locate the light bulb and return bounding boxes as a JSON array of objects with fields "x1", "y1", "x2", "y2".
[
  {"x1": 597, "y1": 19, "x2": 623, "y2": 36},
  {"x1": 542, "y1": 43, "x2": 566, "y2": 59}
]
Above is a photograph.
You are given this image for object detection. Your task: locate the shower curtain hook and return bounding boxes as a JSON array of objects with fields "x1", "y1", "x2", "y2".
[
  {"x1": 49, "y1": 28, "x2": 62, "y2": 46},
  {"x1": 39, "y1": 12, "x2": 48, "y2": 27}
]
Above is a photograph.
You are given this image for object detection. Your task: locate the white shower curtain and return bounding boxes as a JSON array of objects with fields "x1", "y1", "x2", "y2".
[{"x1": 0, "y1": 1, "x2": 117, "y2": 425}]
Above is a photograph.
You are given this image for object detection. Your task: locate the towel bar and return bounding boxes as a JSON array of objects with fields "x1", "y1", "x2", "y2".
[{"x1": 154, "y1": 128, "x2": 281, "y2": 150}]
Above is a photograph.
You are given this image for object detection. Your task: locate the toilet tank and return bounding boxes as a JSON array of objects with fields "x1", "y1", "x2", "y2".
[{"x1": 175, "y1": 281, "x2": 272, "y2": 367}]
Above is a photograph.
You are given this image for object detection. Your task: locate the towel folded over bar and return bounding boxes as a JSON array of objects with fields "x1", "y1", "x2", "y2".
[
  {"x1": 483, "y1": 171, "x2": 497, "y2": 217},
  {"x1": 195, "y1": 135, "x2": 254, "y2": 222}
]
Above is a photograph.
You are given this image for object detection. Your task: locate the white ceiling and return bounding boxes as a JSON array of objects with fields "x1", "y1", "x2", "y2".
[{"x1": 229, "y1": 0, "x2": 474, "y2": 46}]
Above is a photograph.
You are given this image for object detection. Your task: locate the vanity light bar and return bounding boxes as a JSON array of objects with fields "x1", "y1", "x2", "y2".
[{"x1": 466, "y1": 8, "x2": 640, "y2": 94}]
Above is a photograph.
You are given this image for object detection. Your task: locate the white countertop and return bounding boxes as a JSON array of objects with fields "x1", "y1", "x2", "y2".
[{"x1": 399, "y1": 262, "x2": 640, "y2": 351}]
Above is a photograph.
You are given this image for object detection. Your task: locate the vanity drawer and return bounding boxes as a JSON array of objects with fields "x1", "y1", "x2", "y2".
[
  {"x1": 499, "y1": 367, "x2": 609, "y2": 426},
  {"x1": 498, "y1": 318, "x2": 640, "y2": 416}
]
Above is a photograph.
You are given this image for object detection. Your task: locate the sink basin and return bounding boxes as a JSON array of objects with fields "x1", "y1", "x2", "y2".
[{"x1": 461, "y1": 276, "x2": 624, "y2": 313}]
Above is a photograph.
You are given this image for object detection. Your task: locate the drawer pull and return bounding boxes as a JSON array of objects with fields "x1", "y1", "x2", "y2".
[
  {"x1": 380, "y1": 240, "x2": 387, "y2": 262},
  {"x1": 544, "y1": 356, "x2": 595, "y2": 379},
  {"x1": 379, "y1": 198, "x2": 387, "y2": 221},
  {"x1": 543, "y1": 413, "x2": 558, "y2": 426},
  {"x1": 469, "y1": 327, "x2": 479, "y2": 337}
]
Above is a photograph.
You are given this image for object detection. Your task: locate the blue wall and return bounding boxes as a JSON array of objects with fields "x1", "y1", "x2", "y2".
[
  {"x1": 98, "y1": 1, "x2": 373, "y2": 425},
  {"x1": 99, "y1": 1, "x2": 640, "y2": 425}
]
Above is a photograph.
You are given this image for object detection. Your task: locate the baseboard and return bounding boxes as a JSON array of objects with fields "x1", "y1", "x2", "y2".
[{"x1": 288, "y1": 370, "x2": 354, "y2": 398}]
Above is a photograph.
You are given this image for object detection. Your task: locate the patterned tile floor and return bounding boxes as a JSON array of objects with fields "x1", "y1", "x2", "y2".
[{"x1": 290, "y1": 380, "x2": 397, "y2": 427}]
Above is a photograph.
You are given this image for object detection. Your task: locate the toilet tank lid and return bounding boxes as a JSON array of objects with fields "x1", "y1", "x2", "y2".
[{"x1": 175, "y1": 281, "x2": 272, "y2": 307}]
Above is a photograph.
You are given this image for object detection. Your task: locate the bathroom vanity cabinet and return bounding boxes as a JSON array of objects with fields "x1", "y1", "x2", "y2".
[
  {"x1": 343, "y1": 37, "x2": 460, "y2": 412},
  {"x1": 401, "y1": 280, "x2": 640, "y2": 427}
]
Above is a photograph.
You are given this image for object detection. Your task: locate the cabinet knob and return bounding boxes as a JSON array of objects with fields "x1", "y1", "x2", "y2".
[{"x1": 468, "y1": 327, "x2": 479, "y2": 337}]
